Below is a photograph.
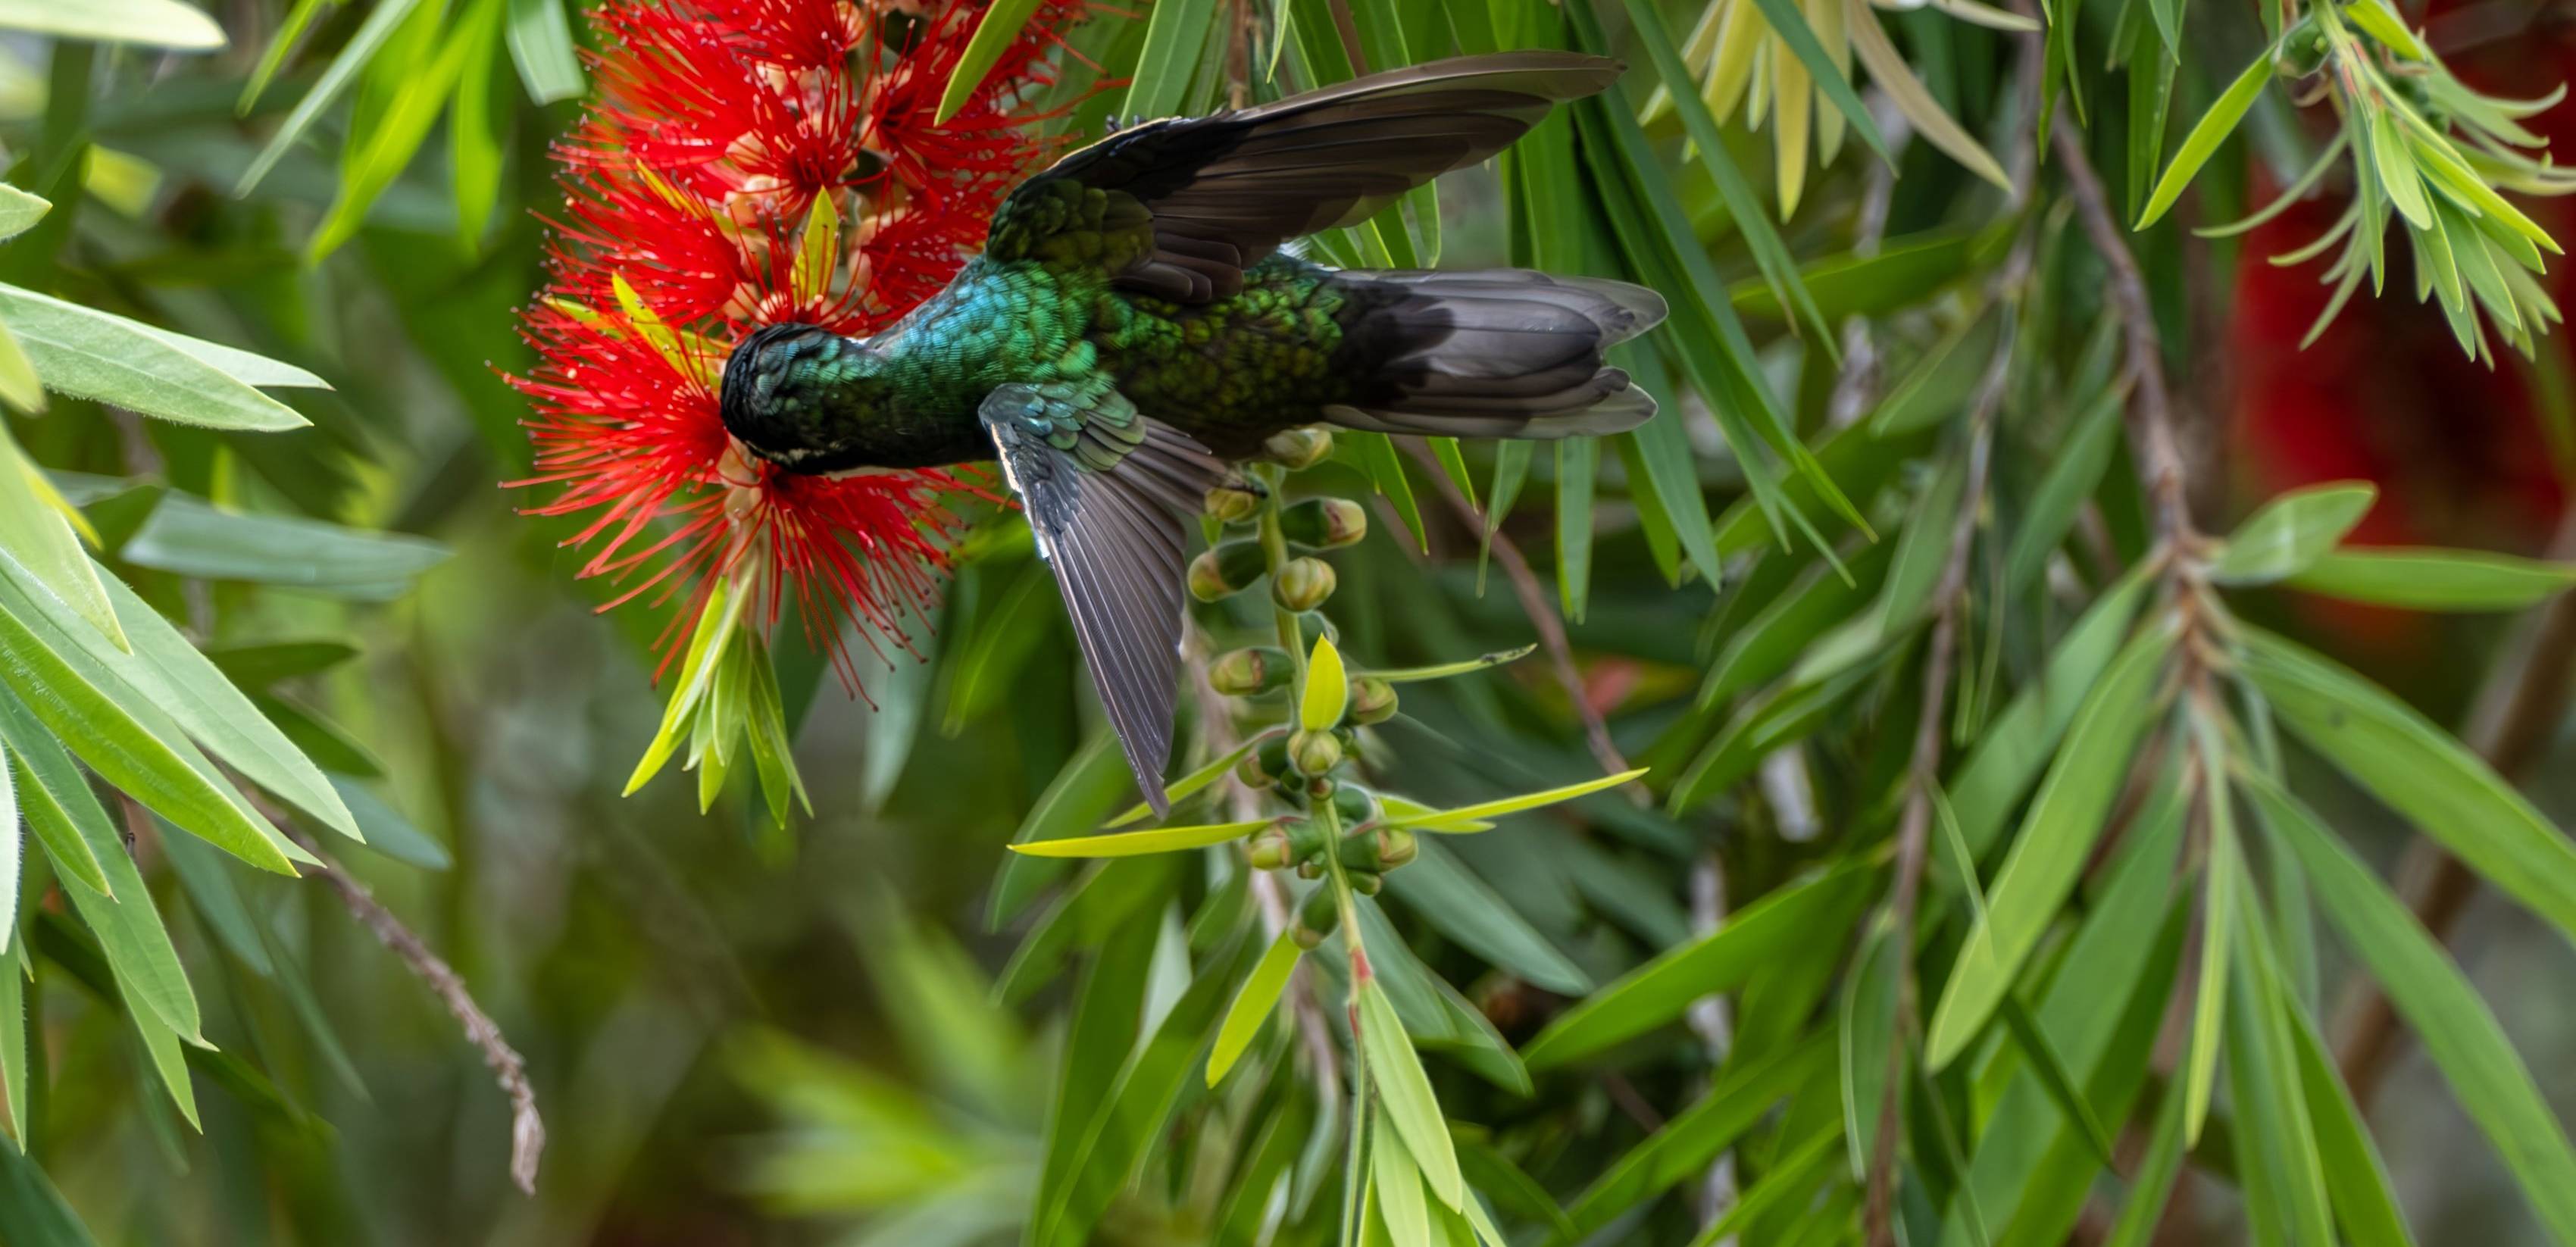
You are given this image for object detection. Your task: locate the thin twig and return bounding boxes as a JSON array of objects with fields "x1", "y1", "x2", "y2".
[
  {"x1": 282, "y1": 822, "x2": 544, "y2": 1194},
  {"x1": 2333, "y1": 511, "x2": 2576, "y2": 1109},
  {"x1": 1397, "y1": 438, "x2": 1633, "y2": 780},
  {"x1": 2052, "y1": 124, "x2": 2198, "y2": 552}
]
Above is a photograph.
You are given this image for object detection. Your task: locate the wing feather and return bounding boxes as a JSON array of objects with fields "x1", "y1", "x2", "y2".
[{"x1": 982, "y1": 384, "x2": 1227, "y2": 814}]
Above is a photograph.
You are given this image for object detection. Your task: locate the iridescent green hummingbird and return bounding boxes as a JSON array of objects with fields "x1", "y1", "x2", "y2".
[{"x1": 718, "y1": 52, "x2": 1667, "y2": 813}]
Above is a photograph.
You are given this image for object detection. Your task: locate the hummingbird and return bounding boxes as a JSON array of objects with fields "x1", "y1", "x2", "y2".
[{"x1": 717, "y1": 52, "x2": 1668, "y2": 814}]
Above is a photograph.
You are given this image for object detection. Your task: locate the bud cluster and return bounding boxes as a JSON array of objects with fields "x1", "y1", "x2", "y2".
[{"x1": 1192, "y1": 426, "x2": 1418, "y2": 944}]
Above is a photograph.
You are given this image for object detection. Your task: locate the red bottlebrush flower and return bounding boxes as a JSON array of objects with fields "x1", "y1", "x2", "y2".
[{"x1": 511, "y1": 0, "x2": 1092, "y2": 682}]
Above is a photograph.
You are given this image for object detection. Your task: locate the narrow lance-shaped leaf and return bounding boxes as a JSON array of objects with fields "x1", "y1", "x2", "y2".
[
  {"x1": 1007, "y1": 818, "x2": 1276, "y2": 859},
  {"x1": 1358, "y1": 977, "x2": 1465, "y2": 1210},
  {"x1": 1380, "y1": 768, "x2": 1646, "y2": 832},
  {"x1": 1927, "y1": 617, "x2": 2176, "y2": 1068},
  {"x1": 1208, "y1": 930, "x2": 1301, "y2": 1086},
  {"x1": 2137, "y1": 47, "x2": 2279, "y2": 229}
]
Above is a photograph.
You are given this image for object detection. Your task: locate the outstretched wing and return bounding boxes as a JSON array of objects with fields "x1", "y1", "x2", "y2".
[
  {"x1": 980, "y1": 380, "x2": 1228, "y2": 815},
  {"x1": 985, "y1": 52, "x2": 1621, "y2": 302}
]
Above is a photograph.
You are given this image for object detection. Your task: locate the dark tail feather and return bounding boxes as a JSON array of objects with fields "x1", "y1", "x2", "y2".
[{"x1": 1324, "y1": 269, "x2": 1668, "y2": 439}]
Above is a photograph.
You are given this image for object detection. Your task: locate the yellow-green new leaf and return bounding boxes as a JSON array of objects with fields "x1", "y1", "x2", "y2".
[
  {"x1": 1208, "y1": 930, "x2": 1299, "y2": 1086},
  {"x1": 1358, "y1": 977, "x2": 1465, "y2": 1210},
  {"x1": 1381, "y1": 769, "x2": 1646, "y2": 832},
  {"x1": 1105, "y1": 733, "x2": 1273, "y2": 829},
  {"x1": 1302, "y1": 634, "x2": 1347, "y2": 732},
  {"x1": 1360, "y1": 645, "x2": 1537, "y2": 683},
  {"x1": 0, "y1": 187, "x2": 48, "y2": 242},
  {"x1": 0, "y1": 0, "x2": 224, "y2": 48},
  {"x1": 2137, "y1": 48, "x2": 2276, "y2": 230},
  {"x1": 1372, "y1": 1108, "x2": 1435, "y2": 1244},
  {"x1": 1006, "y1": 818, "x2": 1274, "y2": 859}
]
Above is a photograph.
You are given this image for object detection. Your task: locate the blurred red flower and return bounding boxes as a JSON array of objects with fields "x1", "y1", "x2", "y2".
[{"x1": 511, "y1": 0, "x2": 1088, "y2": 679}]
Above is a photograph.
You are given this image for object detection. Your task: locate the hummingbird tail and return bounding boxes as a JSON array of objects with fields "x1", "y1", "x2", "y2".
[{"x1": 1321, "y1": 269, "x2": 1670, "y2": 440}]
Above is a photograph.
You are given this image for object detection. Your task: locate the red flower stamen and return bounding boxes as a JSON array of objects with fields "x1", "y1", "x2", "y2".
[{"x1": 510, "y1": 0, "x2": 1090, "y2": 683}]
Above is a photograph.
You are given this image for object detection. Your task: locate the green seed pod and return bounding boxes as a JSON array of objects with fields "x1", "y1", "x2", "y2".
[
  {"x1": 1349, "y1": 870, "x2": 1383, "y2": 896},
  {"x1": 1289, "y1": 728, "x2": 1343, "y2": 777},
  {"x1": 1264, "y1": 427, "x2": 1334, "y2": 470},
  {"x1": 1210, "y1": 647, "x2": 1291, "y2": 695},
  {"x1": 1273, "y1": 557, "x2": 1336, "y2": 611},
  {"x1": 1187, "y1": 540, "x2": 1269, "y2": 602},
  {"x1": 1202, "y1": 484, "x2": 1263, "y2": 524},
  {"x1": 1346, "y1": 677, "x2": 1397, "y2": 726},
  {"x1": 1280, "y1": 498, "x2": 1368, "y2": 550}
]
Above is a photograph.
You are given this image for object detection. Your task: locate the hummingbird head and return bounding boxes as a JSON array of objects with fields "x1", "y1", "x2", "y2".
[{"x1": 717, "y1": 322, "x2": 891, "y2": 474}]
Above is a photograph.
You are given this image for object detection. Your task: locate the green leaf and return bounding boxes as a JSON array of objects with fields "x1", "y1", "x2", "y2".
[
  {"x1": 990, "y1": 730, "x2": 1165, "y2": 921},
  {"x1": 1996, "y1": 992, "x2": 2117, "y2": 1165},
  {"x1": 1360, "y1": 646, "x2": 1536, "y2": 684},
  {"x1": 307, "y1": 0, "x2": 496, "y2": 261},
  {"x1": 0, "y1": 946, "x2": 23, "y2": 1145},
  {"x1": 202, "y1": 639, "x2": 359, "y2": 688},
  {"x1": 90, "y1": 571, "x2": 361, "y2": 842},
  {"x1": 937, "y1": 0, "x2": 1046, "y2": 121},
  {"x1": 2137, "y1": 48, "x2": 2276, "y2": 229},
  {"x1": 1371, "y1": 1108, "x2": 1434, "y2": 1245},
  {"x1": 120, "y1": 493, "x2": 448, "y2": 598},
  {"x1": 2250, "y1": 772, "x2": 2576, "y2": 1246},
  {"x1": 0, "y1": 746, "x2": 14, "y2": 952},
  {"x1": 2209, "y1": 481, "x2": 2377, "y2": 584},
  {"x1": 1125, "y1": 0, "x2": 1221, "y2": 120},
  {"x1": 0, "y1": 432, "x2": 122, "y2": 650},
  {"x1": 1556, "y1": 1036, "x2": 1834, "y2": 1242},
  {"x1": 2285, "y1": 546, "x2": 2576, "y2": 611},
  {"x1": 504, "y1": 0, "x2": 584, "y2": 103},
  {"x1": 1382, "y1": 769, "x2": 1644, "y2": 833},
  {"x1": 1105, "y1": 733, "x2": 1271, "y2": 828},
  {"x1": 1358, "y1": 977, "x2": 1465, "y2": 1210},
  {"x1": 1525, "y1": 861, "x2": 1877, "y2": 1068},
  {"x1": 0, "y1": 697, "x2": 112, "y2": 896},
  {"x1": 2002, "y1": 389, "x2": 2123, "y2": 594},
  {"x1": 236, "y1": 0, "x2": 427, "y2": 194},
  {"x1": 330, "y1": 776, "x2": 451, "y2": 870},
  {"x1": 2243, "y1": 627, "x2": 2576, "y2": 947},
  {"x1": 0, "y1": 186, "x2": 51, "y2": 241},
  {"x1": 1946, "y1": 562, "x2": 2153, "y2": 855},
  {"x1": 2184, "y1": 764, "x2": 2235, "y2": 1144},
  {"x1": 1838, "y1": 918, "x2": 1899, "y2": 1180},
  {"x1": 2284, "y1": 997, "x2": 2417, "y2": 1247},
  {"x1": 0, "y1": 1132, "x2": 99, "y2": 1245},
  {"x1": 0, "y1": 592, "x2": 301, "y2": 875},
  {"x1": 1005, "y1": 817, "x2": 1271, "y2": 858},
  {"x1": 1384, "y1": 838, "x2": 1591, "y2": 995},
  {"x1": 1208, "y1": 929, "x2": 1299, "y2": 1086},
  {"x1": 0, "y1": 285, "x2": 314, "y2": 430},
  {"x1": 0, "y1": 0, "x2": 224, "y2": 48},
  {"x1": 1847, "y1": 4, "x2": 2014, "y2": 192},
  {"x1": 1927, "y1": 616, "x2": 2175, "y2": 1069},
  {"x1": 1303, "y1": 633, "x2": 1347, "y2": 732}
]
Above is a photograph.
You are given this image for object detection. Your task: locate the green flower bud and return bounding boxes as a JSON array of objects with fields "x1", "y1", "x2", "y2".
[
  {"x1": 1294, "y1": 884, "x2": 1340, "y2": 946},
  {"x1": 1246, "y1": 825, "x2": 1294, "y2": 870},
  {"x1": 1202, "y1": 484, "x2": 1264, "y2": 523},
  {"x1": 1280, "y1": 498, "x2": 1368, "y2": 549},
  {"x1": 1186, "y1": 539, "x2": 1268, "y2": 602},
  {"x1": 1376, "y1": 827, "x2": 1417, "y2": 869},
  {"x1": 1273, "y1": 557, "x2": 1336, "y2": 612},
  {"x1": 1264, "y1": 427, "x2": 1334, "y2": 470},
  {"x1": 1235, "y1": 750, "x2": 1275, "y2": 790},
  {"x1": 1331, "y1": 784, "x2": 1377, "y2": 827},
  {"x1": 1289, "y1": 728, "x2": 1343, "y2": 777},
  {"x1": 1346, "y1": 677, "x2": 1397, "y2": 726},
  {"x1": 1210, "y1": 646, "x2": 1291, "y2": 696},
  {"x1": 1349, "y1": 870, "x2": 1383, "y2": 896}
]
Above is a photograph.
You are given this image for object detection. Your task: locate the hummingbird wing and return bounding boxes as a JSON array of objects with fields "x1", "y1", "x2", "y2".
[
  {"x1": 980, "y1": 379, "x2": 1228, "y2": 816},
  {"x1": 985, "y1": 52, "x2": 1621, "y2": 302}
]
